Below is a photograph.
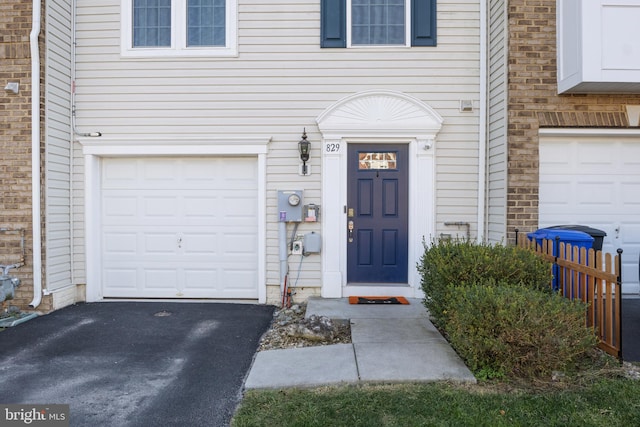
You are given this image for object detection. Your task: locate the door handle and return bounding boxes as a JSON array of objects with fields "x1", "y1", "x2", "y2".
[{"x1": 348, "y1": 220, "x2": 354, "y2": 243}]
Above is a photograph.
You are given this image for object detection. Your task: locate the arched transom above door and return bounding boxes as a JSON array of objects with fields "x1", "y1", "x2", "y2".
[{"x1": 316, "y1": 90, "x2": 443, "y2": 141}]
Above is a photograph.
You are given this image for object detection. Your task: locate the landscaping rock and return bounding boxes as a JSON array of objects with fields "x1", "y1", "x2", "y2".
[{"x1": 258, "y1": 303, "x2": 351, "y2": 351}]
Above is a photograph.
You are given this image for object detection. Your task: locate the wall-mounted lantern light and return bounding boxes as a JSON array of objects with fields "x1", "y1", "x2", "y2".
[{"x1": 298, "y1": 128, "x2": 311, "y2": 176}]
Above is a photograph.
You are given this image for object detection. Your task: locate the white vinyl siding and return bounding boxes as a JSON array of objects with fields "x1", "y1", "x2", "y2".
[
  {"x1": 45, "y1": 0, "x2": 73, "y2": 291},
  {"x1": 486, "y1": 0, "x2": 507, "y2": 243},
  {"x1": 74, "y1": 0, "x2": 481, "y2": 289}
]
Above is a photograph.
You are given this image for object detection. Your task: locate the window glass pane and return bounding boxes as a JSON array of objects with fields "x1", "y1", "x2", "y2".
[
  {"x1": 188, "y1": 0, "x2": 226, "y2": 47},
  {"x1": 352, "y1": 0, "x2": 405, "y2": 45},
  {"x1": 133, "y1": 0, "x2": 172, "y2": 47},
  {"x1": 358, "y1": 152, "x2": 398, "y2": 170}
]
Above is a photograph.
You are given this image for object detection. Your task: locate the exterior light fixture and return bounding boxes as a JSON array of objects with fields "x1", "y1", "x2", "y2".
[{"x1": 298, "y1": 128, "x2": 311, "y2": 175}]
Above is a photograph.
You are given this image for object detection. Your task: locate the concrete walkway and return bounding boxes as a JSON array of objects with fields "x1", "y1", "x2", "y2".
[{"x1": 245, "y1": 297, "x2": 476, "y2": 389}]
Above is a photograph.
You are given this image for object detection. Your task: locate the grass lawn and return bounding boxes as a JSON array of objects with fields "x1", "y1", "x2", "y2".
[{"x1": 232, "y1": 377, "x2": 640, "y2": 427}]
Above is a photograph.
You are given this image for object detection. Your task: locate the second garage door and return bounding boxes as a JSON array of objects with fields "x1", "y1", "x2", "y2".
[
  {"x1": 101, "y1": 157, "x2": 259, "y2": 299},
  {"x1": 539, "y1": 135, "x2": 640, "y2": 295}
]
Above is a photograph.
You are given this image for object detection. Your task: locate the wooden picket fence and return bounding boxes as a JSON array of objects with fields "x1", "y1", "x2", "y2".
[{"x1": 516, "y1": 233, "x2": 622, "y2": 359}]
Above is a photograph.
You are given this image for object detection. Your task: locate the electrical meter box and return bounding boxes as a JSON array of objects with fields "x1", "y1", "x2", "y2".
[
  {"x1": 303, "y1": 204, "x2": 320, "y2": 222},
  {"x1": 277, "y1": 190, "x2": 303, "y2": 222},
  {"x1": 303, "y1": 232, "x2": 322, "y2": 254}
]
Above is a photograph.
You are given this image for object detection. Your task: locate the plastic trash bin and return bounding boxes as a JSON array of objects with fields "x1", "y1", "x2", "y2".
[
  {"x1": 546, "y1": 225, "x2": 607, "y2": 252},
  {"x1": 527, "y1": 228, "x2": 594, "y2": 291}
]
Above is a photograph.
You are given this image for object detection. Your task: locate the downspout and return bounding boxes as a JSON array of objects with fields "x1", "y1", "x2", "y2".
[
  {"x1": 477, "y1": 0, "x2": 488, "y2": 242},
  {"x1": 29, "y1": 0, "x2": 42, "y2": 308}
]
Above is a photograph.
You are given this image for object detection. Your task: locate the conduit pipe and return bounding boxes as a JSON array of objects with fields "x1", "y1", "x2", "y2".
[
  {"x1": 28, "y1": 0, "x2": 42, "y2": 308},
  {"x1": 279, "y1": 222, "x2": 288, "y2": 301}
]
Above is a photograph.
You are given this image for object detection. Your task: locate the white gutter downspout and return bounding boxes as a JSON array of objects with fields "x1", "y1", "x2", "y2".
[
  {"x1": 29, "y1": 0, "x2": 42, "y2": 308},
  {"x1": 477, "y1": 0, "x2": 488, "y2": 242}
]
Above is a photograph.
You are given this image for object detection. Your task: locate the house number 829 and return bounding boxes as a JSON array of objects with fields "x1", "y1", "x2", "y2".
[{"x1": 325, "y1": 143, "x2": 340, "y2": 153}]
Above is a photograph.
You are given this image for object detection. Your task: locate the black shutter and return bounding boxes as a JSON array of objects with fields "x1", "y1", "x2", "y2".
[
  {"x1": 321, "y1": 0, "x2": 346, "y2": 48},
  {"x1": 412, "y1": 0, "x2": 437, "y2": 46}
]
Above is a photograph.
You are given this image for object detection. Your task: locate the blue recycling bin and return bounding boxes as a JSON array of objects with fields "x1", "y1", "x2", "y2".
[{"x1": 527, "y1": 228, "x2": 594, "y2": 291}]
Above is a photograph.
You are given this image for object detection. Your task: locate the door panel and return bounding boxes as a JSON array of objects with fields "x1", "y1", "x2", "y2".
[{"x1": 347, "y1": 144, "x2": 409, "y2": 283}]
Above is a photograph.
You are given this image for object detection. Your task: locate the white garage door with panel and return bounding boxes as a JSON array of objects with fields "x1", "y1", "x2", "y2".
[
  {"x1": 101, "y1": 157, "x2": 258, "y2": 299},
  {"x1": 539, "y1": 134, "x2": 640, "y2": 295}
]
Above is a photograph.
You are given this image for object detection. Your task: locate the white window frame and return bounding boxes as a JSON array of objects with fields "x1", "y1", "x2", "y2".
[
  {"x1": 121, "y1": 0, "x2": 238, "y2": 58},
  {"x1": 347, "y1": 0, "x2": 411, "y2": 48}
]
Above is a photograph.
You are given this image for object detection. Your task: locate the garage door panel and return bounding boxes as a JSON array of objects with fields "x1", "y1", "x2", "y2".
[
  {"x1": 102, "y1": 159, "x2": 138, "y2": 187},
  {"x1": 621, "y1": 183, "x2": 640, "y2": 210},
  {"x1": 182, "y1": 233, "x2": 218, "y2": 254},
  {"x1": 104, "y1": 196, "x2": 137, "y2": 218},
  {"x1": 184, "y1": 197, "x2": 219, "y2": 218},
  {"x1": 576, "y1": 182, "x2": 616, "y2": 210},
  {"x1": 184, "y1": 270, "x2": 219, "y2": 289},
  {"x1": 104, "y1": 269, "x2": 137, "y2": 290},
  {"x1": 221, "y1": 269, "x2": 258, "y2": 289},
  {"x1": 144, "y1": 197, "x2": 179, "y2": 217},
  {"x1": 101, "y1": 157, "x2": 259, "y2": 299},
  {"x1": 540, "y1": 137, "x2": 640, "y2": 294},
  {"x1": 539, "y1": 180, "x2": 572, "y2": 207},
  {"x1": 222, "y1": 233, "x2": 257, "y2": 255},
  {"x1": 144, "y1": 233, "x2": 180, "y2": 254},
  {"x1": 578, "y1": 144, "x2": 614, "y2": 166},
  {"x1": 104, "y1": 233, "x2": 137, "y2": 254},
  {"x1": 144, "y1": 269, "x2": 180, "y2": 289}
]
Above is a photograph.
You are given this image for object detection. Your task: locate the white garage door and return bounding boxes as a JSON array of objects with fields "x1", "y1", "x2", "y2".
[
  {"x1": 101, "y1": 157, "x2": 258, "y2": 299},
  {"x1": 539, "y1": 135, "x2": 640, "y2": 295}
]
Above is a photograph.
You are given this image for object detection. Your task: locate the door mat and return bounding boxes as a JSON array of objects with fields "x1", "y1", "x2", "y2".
[{"x1": 349, "y1": 296, "x2": 410, "y2": 305}]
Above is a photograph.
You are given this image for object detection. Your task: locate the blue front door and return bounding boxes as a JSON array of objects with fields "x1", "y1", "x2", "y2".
[{"x1": 347, "y1": 144, "x2": 409, "y2": 283}]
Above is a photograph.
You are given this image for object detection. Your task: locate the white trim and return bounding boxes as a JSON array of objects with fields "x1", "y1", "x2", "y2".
[
  {"x1": 316, "y1": 90, "x2": 442, "y2": 298},
  {"x1": 79, "y1": 137, "x2": 270, "y2": 156},
  {"x1": 538, "y1": 128, "x2": 640, "y2": 137},
  {"x1": 29, "y1": 0, "x2": 42, "y2": 308},
  {"x1": 79, "y1": 137, "x2": 271, "y2": 303},
  {"x1": 120, "y1": 0, "x2": 238, "y2": 58},
  {"x1": 477, "y1": 0, "x2": 487, "y2": 241}
]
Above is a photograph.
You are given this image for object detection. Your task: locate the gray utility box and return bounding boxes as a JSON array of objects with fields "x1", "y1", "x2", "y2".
[
  {"x1": 277, "y1": 190, "x2": 303, "y2": 222},
  {"x1": 303, "y1": 232, "x2": 322, "y2": 254}
]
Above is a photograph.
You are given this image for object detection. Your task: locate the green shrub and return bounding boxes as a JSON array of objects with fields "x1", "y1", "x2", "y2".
[
  {"x1": 418, "y1": 239, "x2": 552, "y2": 327},
  {"x1": 445, "y1": 283, "x2": 598, "y2": 380}
]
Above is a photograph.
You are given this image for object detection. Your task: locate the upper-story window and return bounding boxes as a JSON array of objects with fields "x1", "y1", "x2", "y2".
[
  {"x1": 322, "y1": 0, "x2": 436, "y2": 48},
  {"x1": 122, "y1": 0, "x2": 237, "y2": 57},
  {"x1": 351, "y1": 0, "x2": 407, "y2": 46}
]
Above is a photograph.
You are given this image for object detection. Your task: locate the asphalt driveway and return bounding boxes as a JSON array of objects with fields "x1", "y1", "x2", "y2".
[
  {"x1": 0, "y1": 302, "x2": 274, "y2": 426},
  {"x1": 623, "y1": 298, "x2": 640, "y2": 362}
]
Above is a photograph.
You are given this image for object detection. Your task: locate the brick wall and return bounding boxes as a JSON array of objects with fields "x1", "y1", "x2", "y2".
[
  {"x1": 0, "y1": 0, "x2": 51, "y2": 312},
  {"x1": 506, "y1": 0, "x2": 640, "y2": 242}
]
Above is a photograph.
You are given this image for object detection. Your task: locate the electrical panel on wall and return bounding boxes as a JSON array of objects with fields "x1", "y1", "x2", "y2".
[
  {"x1": 303, "y1": 204, "x2": 320, "y2": 222},
  {"x1": 277, "y1": 190, "x2": 303, "y2": 222}
]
